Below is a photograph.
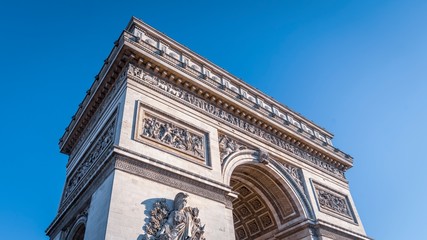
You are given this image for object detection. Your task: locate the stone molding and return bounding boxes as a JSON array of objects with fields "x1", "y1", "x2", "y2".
[
  {"x1": 312, "y1": 181, "x2": 356, "y2": 223},
  {"x1": 68, "y1": 68, "x2": 126, "y2": 162},
  {"x1": 316, "y1": 220, "x2": 372, "y2": 240},
  {"x1": 126, "y1": 63, "x2": 347, "y2": 180},
  {"x1": 268, "y1": 159, "x2": 316, "y2": 220},
  {"x1": 217, "y1": 134, "x2": 315, "y2": 221},
  {"x1": 114, "y1": 154, "x2": 230, "y2": 205},
  {"x1": 319, "y1": 227, "x2": 354, "y2": 240}
]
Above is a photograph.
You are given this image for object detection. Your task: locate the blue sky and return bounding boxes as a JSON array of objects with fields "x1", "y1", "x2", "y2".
[{"x1": 1, "y1": 1, "x2": 426, "y2": 239}]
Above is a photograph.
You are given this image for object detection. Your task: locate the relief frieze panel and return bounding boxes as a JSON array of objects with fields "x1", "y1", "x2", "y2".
[
  {"x1": 61, "y1": 115, "x2": 116, "y2": 208},
  {"x1": 135, "y1": 104, "x2": 208, "y2": 165},
  {"x1": 126, "y1": 63, "x2": 345, "y2": 179},
  {"x1": 313, "y1": 182, "x2": 356, "y2": 223}
]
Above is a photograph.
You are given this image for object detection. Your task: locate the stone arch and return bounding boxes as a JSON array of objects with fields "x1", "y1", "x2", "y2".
[
  {"x1": 222, "y1": 149, "x2": 314, "y2": 239},
  {"x1": 66, "y1": 215, "x2": 87, "y2": 240}
]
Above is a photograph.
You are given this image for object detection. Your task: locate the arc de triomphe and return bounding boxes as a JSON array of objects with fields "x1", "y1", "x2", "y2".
[{"x1": 46, "y1": 17, "x2": 370, "y2": 240}]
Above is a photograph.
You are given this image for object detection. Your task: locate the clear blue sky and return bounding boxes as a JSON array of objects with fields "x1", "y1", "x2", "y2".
[{"x1": 1, "y1": 1, "x2": 426, "y2": 239}]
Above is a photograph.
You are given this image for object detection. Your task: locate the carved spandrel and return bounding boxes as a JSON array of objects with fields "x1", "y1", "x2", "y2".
[
  {"x1": 218, "y1": 134, "x2": 248, "y2": 165},
  {"x1": 276, "y1": 161, "x2": 304, "y2": 190},
  {"x1": 144, "y1": 192, "x2": 206, "y2": 240},
  {"x1": 138, "y1": 114, "x2": 206, "y2": 162}
]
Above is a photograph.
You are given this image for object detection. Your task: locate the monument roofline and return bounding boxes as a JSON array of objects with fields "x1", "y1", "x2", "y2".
[
  {"x1": 58, "y1": 30, "x2": 130, "y2": 154},
  {"x1": 127, "y1": 16, "x2": 334, "y2": 139},
  {"x1": 59, "y1": 17, "x2": 353, "y2": 169}
]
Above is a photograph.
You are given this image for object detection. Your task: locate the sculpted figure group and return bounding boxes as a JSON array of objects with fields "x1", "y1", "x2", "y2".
[
  {"x1": 145, "y1": 193, "x2": 205, "y2": 240},
  {"x1": 141, "y1": 117, "x2": 205, "y2": 159},
  {"x1": 218, "y1": 135, "x2": 247, "y2": 164}
]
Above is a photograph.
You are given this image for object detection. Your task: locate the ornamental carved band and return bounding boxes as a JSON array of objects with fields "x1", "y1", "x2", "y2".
[
  {"x1": 126, "y1": 63, "x2": 345, "y2": 179},
  {"x1": 62, "y1": 117, "x2": 116, "y2": 206},
  {"x1": 317, "y1": 189, "x2": 350, "y2": 216},
  {"x1": 144, "y1": 192, "x2": 206, "y2": 240},
  {"x1": 313, "y1": 182, "x2": 355, "y2": 222},
  {"x1": 138, "y1": 114, "x2": 206, "y2": 161}
]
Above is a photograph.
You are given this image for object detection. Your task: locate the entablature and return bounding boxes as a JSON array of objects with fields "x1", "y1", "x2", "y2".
[
  {"x1": 59, "y1": 17, "x2": 353, "y2": 171},
  {"x1": 59, "y1": 31, "x2": 133, "y2": 154},
  {"x1": 124, "y1": 60, "x2": 352, "y2": 173},
  {"x1": 121, "y1": 35, "x2": 353, "y2": 168},
  {"x1": 126, "y1": 17, "x2": 335, "y2": 146}
]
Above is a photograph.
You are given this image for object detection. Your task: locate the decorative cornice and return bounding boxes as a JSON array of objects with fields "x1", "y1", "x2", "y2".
[
  {"x1": 121, "y1": 33, "x2": 352, "y2": 167},
  {"x1": 68, "y1": 67, "x2": 126, "y2": 163},
  {"x1": 127, "y1": 64, "x2": 348, "y2": 177},
  {"x1": 60, "y1": 17, "x2": 354, "y2": 164},
  {"x1": 58, "y1": 32, "x2": 131, "y2": 154},
  {"x1": 127, "y1": 18, "x2": 340, "y2": 148}
]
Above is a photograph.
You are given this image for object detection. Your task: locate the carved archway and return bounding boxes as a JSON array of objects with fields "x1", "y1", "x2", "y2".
[{"x1": 222, "y1": 149, "x2": 314, "y2": 239}]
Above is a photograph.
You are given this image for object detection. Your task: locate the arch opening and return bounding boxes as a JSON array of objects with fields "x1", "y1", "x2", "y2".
[
  {"x1": 71, "y1": 223, "x2": 85, "y2": 240},
  {"x1": 66, "y1": 215, "x2": 87, "y2": 240},
  {"x1": 231, "y1": 163, "x2": 304, "y2": 240}
]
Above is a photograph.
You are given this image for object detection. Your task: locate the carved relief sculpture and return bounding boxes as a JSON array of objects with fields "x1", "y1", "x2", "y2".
[
  {"x1": 139, "y1": 115, "x2": 206, "y2": 161},
  {"x1": 144, "y1": 192, "x2": 206, "y2": 240},
  {"x1": 257, "y1": 149, "x2": 270, "y2": 164},
  {"x1": 218, "y1": 134, "x2": 248, "y2": 164},
  {"x1": 317, "y1": 189, "x2": 351, "y2": 217},
  {"x1": 313, "y1": 182, "x2": 355, "y2": 222}
]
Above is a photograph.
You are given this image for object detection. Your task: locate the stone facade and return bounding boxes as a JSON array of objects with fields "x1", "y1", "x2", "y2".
[{"x1": 46, "y1": 17, "x2": 370, "y2": 240}]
